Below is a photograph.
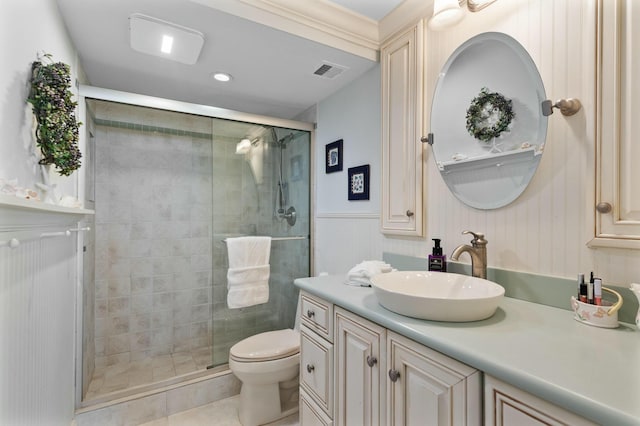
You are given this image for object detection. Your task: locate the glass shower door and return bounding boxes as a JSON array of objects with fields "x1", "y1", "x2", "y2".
[{"x1": 209, "y1": 124, "x2": 311, "y2": 367}]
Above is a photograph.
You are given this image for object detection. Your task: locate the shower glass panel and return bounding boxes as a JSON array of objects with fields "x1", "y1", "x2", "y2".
[
  {"x1": 82, "y1": 98, "x2": 310, "y2": 402},
  {"x1": 210, "y1": 126, "x2": 310, "y2": 367}
]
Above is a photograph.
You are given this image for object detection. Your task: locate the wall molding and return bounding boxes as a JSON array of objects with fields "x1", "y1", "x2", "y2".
[
  {"x1": 316, "y1": 212, "x2": 380, "y2": 219},
  {"x1": 190, "y1": 0, "x2": 379, "y2": 60}
]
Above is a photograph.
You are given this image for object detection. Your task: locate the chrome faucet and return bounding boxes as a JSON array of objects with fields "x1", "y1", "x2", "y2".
[{"x1": 451, "y1": 231, "x2": 488, "y2": 279}]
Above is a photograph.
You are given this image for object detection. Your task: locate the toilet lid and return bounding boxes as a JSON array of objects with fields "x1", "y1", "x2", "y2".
[{"x1": 230, "y1": 329, "x2": 300, "y2": 362}]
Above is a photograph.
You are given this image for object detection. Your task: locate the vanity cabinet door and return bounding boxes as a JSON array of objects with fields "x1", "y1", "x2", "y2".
[
  {"x1": 484, "y1": 375, "x2": 596, "y2": 426},
  {"x1": 380, "y1": 20, "x2": 425, "y2": 237},
  {"x1": 387, "y1": 331, "x2": 481, "y2": 426},
  {"x1": 334, "y1": 307, "x2": 386, "y2": 426},
  {"x1": 592, "y1": 0, "x2": 640, "y2": 248}
]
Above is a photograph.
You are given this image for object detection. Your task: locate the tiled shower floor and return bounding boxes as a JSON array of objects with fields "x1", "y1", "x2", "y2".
[{"x1": 85, "y1": 347, "x2": 213, "y2": 401}]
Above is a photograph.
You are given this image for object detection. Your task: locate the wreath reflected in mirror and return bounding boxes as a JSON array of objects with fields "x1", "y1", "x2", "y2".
[{"x1": 465, "y1": 87, "x2": 514, "y2": 144}]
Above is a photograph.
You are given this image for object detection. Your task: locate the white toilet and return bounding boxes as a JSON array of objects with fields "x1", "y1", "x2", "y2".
[{"x1": 229, "y1": 328, "x2": 300, "y2": 426}]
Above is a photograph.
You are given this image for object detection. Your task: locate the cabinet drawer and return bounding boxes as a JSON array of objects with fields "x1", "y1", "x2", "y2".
[
  {"x1": 301, "y1": 291, "x2": 333, "y2": 342},
  {"x1": 301, "y1": 388, "x2": 333, "y2": 426},
  {"x1": 301, "y1": 325, "x2": 334, "y2": 417}
]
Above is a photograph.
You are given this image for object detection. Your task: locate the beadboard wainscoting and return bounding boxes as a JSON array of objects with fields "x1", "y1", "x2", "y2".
[
  {"x1": 314, "y1": 213, "x2": 384, "y2": 275},
  {"x1": 0, "y1": 225, "x2": 79, "y2": 424}
]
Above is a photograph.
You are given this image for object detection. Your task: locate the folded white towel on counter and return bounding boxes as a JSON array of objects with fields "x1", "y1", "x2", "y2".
[
  {"x1": 345, "y1": 260, "x2": 396, "y2": 287},
  {"x1": 226, "y1": 236, "x2": 271, "y2": 308}
]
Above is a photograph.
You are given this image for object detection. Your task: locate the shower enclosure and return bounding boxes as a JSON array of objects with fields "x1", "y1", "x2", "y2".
[{"x1": 78, "y1": 90, "x2": 311, "y2": 404}]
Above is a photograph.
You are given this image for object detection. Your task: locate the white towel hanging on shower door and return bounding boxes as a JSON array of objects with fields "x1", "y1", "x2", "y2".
[{"x1": 226, "y1": 236, "x2": 271, "y2": 308}]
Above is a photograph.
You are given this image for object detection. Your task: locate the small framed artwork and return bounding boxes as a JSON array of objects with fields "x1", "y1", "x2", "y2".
[
  {"x1": 325, "y1": 139, "x2": 343, "y2": 173},
  {"x1": 348, "y1": 164, "x2": 370, "y2": 201}
]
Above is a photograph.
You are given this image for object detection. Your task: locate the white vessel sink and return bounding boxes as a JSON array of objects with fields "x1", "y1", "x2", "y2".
[{"x1": 370, "y1": 271, "x2": 505, "y2": 322}]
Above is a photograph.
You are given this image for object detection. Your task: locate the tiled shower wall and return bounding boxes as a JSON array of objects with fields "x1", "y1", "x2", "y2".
[
  {"x1": 93, "y1": 105, "x2": 214, "y2": 369},
  {"x1": 90, "y1": 101, "x2": 310, "y2": 373}
]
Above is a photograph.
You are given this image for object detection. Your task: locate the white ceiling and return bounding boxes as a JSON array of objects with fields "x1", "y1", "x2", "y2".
[
  {"x1": 328, "y1": 0, "x2": 403, "y2": 21},
  {"x1": 55, "y1": 0, "x2": 404, "y2": 121}
]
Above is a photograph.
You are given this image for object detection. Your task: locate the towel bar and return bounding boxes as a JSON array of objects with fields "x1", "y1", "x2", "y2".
[{"x1": 222, "y1": 235, "x2": 308, "y2": 243}]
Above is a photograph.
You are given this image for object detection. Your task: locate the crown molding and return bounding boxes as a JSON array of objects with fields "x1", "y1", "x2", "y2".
[
  {"x1": 190, "y1": 0, "x2": 380, "y2": 61},
  {"x1": 379, "y1": 0, "x2": 432, "y2": 43}
]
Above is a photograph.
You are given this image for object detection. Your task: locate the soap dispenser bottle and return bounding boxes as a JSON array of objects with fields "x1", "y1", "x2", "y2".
[{"x1": 428, "y1": 239, "x2": 447, "y2": 272}]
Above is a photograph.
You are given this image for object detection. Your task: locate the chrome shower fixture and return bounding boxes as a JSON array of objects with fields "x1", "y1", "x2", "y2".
[{"x1": 272, "y1": 129, "x2": 297, "y2": 226}]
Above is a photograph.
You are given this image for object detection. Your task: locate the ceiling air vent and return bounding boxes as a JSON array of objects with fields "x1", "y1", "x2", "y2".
[{"x1": 313, "y1": 61, "x2": 348, "y2": 79}]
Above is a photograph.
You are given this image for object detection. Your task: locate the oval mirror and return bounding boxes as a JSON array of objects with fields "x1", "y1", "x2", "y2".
[{"x1": 430, "y1": 32, "x2": 547, "y2": 209}]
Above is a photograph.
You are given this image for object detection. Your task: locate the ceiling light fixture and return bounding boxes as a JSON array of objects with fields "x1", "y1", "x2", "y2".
[
  {"x1": 467, "y1": 0, "x2": 498, "y2": 12},
  {"x1": 160, "y1": 35, "x2": 174, "y2": 54},
  {"x1": 129, "y1": 13, "x2": 204, "y2": 64},
  {"x1": 429, "y1": 0, "x2": 498, "y2": 31},
  {"x1": 212, "y1": 72, "x2": 232, "y2": 82}
]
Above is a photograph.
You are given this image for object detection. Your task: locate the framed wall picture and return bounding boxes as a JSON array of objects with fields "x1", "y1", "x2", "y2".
[
  {"x1": 348, "y1": 164, "x2": 370, "y2": 200},
  {"x1": 325, "y1": 139, "x2": 343, "y2": 173}
]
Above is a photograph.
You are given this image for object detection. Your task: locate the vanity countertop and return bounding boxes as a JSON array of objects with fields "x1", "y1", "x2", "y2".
[{"x1": 294, "y1": 275, "x2": 640, "y2": 426}]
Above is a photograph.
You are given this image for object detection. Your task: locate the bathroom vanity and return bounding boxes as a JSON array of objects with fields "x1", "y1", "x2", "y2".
[{"x1": 295, "y1": 275, "x2": 640, "y2": 426}]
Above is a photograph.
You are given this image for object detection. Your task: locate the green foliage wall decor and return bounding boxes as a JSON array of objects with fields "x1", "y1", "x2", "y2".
[{"x1": 27, "y1": 54, "x2": 82, "y2": 176}]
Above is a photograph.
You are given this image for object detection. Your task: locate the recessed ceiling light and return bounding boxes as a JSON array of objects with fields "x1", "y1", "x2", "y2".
[
  {"x1": 212, "y1": 72, "x2": 232, "y2": 82},
  {"x1": 129, "y1": 13, "x2": 204, "y2": 64}
]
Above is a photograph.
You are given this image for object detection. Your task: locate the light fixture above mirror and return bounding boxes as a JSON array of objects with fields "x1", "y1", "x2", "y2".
[
  {"x1": 467, "y1": 0, "x2": 498, "y2": 12},
  {"x1": 429, "y1": 0, "x2": 498, "y2": 31}
]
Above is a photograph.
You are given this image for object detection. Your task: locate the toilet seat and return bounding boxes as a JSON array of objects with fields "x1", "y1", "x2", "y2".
[{"x1": 230, "y1": 329, "x2": 300, "y2": 362}]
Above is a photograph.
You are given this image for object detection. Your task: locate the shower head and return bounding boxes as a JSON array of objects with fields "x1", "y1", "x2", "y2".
[
  {"x1": 235, "y1": 137, "x2": 259, "y2": 155},
  {"x1": 278, "y1": 133, "x2": 295, "y2": 147},
  {"x1": 263, "y1": 126, "x2": 296, "y2": 148}
]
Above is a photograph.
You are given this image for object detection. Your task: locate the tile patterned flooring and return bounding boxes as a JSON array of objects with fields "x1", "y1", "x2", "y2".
[
  {"x1": 139, "y1": 395, "x2": 299, "y2": 426},
  {"x1": 86, "y1": 347, "x2": 212, "y2": 400}
]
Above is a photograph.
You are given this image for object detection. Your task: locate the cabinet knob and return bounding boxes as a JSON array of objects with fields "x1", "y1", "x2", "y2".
[
  {"x1": 306, "y1": 310, "x2": 315, "y2": 318},
  {"x1": 406, "y1": 210, "x2": 414, "y2": 217},
  {"x1": 596, "y1": 202, "x2": 612, "y2": 214},
  {"x1": 388, "y1": 369, "x2": 400, "y2": 382},
  {"x1": 306, "y1": 364, "x2": 315, "y2": 373},
  {"x1": 366, "y1": 355, "x2": 377, "y2": 367}
]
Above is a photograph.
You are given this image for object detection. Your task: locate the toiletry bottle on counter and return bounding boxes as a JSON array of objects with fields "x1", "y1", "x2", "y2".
[{"x1": 428, "y1": 239, "x2": 447, "y2": 272}]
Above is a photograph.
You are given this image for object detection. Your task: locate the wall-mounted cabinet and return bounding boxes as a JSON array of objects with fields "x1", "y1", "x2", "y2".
[
  {"x1": 592, "y1": 0, "x2": 640, "y2": 249},
  {"x1": 380, "y1": 21, "x2": 425, "y2": 237}
]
